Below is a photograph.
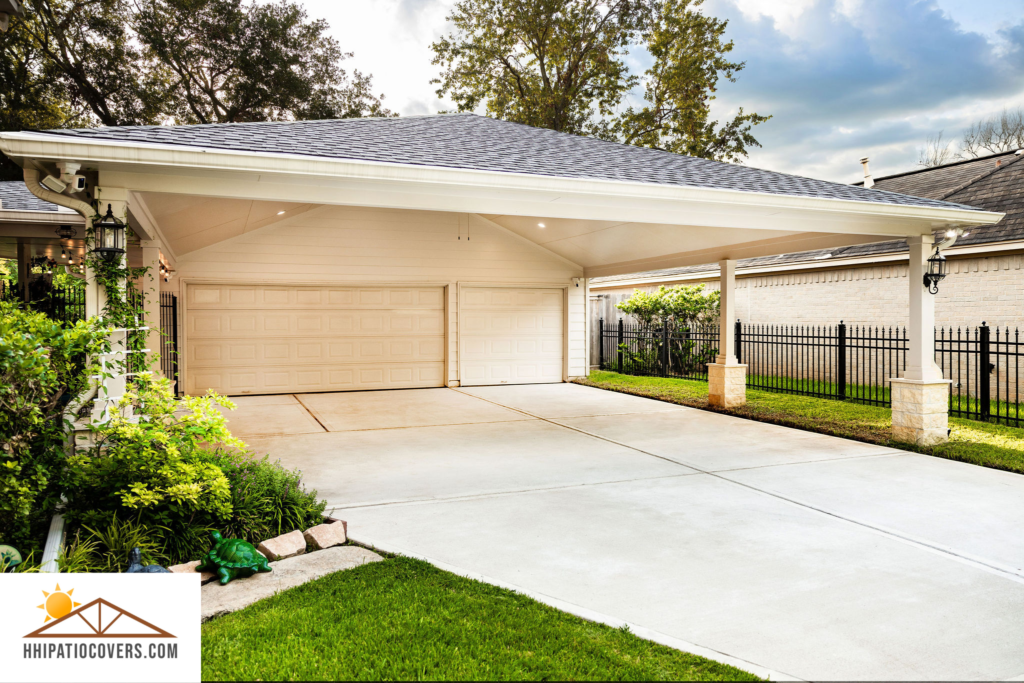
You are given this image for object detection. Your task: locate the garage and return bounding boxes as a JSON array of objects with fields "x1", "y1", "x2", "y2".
[
  {"x1": 460, "y1": 287, "x2": 564, "y2": 386},
  {"x1": 184, "y1": 284, "x2": 446, "y2": 396}
]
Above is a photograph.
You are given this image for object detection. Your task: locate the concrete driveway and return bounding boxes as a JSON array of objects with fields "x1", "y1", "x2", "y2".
[{"x1": 227, "y1": 383, "x2": 1024, "y2": 681}]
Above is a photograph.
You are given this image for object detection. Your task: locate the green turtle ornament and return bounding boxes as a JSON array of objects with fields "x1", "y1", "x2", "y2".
[
  {"x1": 0, "y1": 545, "x2": 22, "y2": 572},
  {"x1": 196, "y1": 531, "x2": 272, "y2": 585}
]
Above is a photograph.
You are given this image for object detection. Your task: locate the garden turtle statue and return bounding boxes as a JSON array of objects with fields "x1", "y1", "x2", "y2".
[
  {"x1": 196, "y1": 531, "x2": 272, "y2": 585},
  {"x1": 0, "y1": 545, "x2": 22, "y2": 572},
  {"x1": 126, "y1": 547, "x2": 171, "y2": 573}
]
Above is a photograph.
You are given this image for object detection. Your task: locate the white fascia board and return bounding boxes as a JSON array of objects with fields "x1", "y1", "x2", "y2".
[
  {"x1": 589, "y1": 239, "x2": 1024, "y2": 289},
  {"x1": 0, "y1": 209, "x2": 86, "y2": 226},
  {"x1": 0, "y1": 131, "x2": 1003, "y2": 238}
]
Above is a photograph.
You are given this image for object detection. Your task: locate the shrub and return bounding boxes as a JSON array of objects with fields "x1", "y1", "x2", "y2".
[
  {"x1": 58, "y1": 517, "x2": 169, "y2": 573},
  {"x1": 62, "y1": 374, "x2": 239, "y2": 563},
  {"x1": 202, "y1": 449, "x2": 327, "y2": 547},
  {"x1": 0, "y1": 302, "x2": 108, "y2": 553}
]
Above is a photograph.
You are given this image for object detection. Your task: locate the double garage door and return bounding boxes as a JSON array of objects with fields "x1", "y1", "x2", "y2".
[{"x1": 185, "y1": 284, "x2": 563, "y2": 396}]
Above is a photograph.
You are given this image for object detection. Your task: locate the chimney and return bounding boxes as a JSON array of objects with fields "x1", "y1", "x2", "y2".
[{"x1": 860, "y1": 157, "x2": 874, "y2": 188}]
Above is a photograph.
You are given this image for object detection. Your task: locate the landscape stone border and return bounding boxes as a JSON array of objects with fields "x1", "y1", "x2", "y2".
[{"x1": 200, "y1": 546, "x2": 383, "y2": 622}]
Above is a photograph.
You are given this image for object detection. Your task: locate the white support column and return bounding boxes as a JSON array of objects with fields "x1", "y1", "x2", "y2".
[
  {"x1": 891, "y1": 234, "x2": 950, "y2": 445},
  {"x1": 91, "y1": 187, "x2": 130, "y2": 424},
  {"x1": 140, "y1": 240, "x2": 162, "y2": 377},
  {"x1": 708, "y1": 259, "x2": 746, "y2": 407}
]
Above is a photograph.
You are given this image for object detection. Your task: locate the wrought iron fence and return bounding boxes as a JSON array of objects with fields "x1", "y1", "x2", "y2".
[
  {"x1": 597, "y1": 319, "x2": 718, "y2": 381},
  {"x1": 597, "y1": 318, "x2": 1024, "y2": 427},
  {"x1": 0, "y1": 279, "x2": 85, "y2": 322},
  {"x1": 160, "y1": 291, "x2": 180, "y2": 395}
]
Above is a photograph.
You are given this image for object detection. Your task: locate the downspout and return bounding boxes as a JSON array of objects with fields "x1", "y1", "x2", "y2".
[
  {"x1": 23, "y1": 167, "x2": 95, "y2": 574},
  {"x1": 23, "y1": 168, "x2": 93, "y2": 220}
]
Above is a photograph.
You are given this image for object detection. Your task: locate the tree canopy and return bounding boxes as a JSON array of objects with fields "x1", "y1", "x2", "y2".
[
  {"x1": 0, "y1": 0, "x2": 391, "y2": 179},
  {"x1": 431, "y1": 0, "x2": 769, "y2": 162}
]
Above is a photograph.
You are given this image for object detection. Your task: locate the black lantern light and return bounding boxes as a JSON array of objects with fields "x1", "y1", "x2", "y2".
[
  {"x1": 55, "y1": 224, "x2": 77, "y2": 240},
  {"x1": 924, "y1": 249, "x2": 948, "y2": 295},
  {"x1": 93, "y1": 204, "x2": 125, "y2": 263}
]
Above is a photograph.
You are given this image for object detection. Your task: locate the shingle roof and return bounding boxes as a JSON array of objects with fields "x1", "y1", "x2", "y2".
[
  {"x1": 0, "y1": 180, "x2": 60, "y2": 211},
  {"x1": 860, "y1": 151, "x2": 1021, "y2": 200},
  {"x1": 35, "y1": 114, "x2": 982, "y2": 212},
  {"x1": 595, "y1": 152, "x2": 1024, "y2": 285}
]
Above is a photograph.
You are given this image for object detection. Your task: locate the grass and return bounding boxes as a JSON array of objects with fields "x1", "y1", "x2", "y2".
[
  {"x1": 202, "y1": 556, "x2": 759, "y2": 681},
  {"x1": 578, "y1": 371, "x2": 1024, "y2": 476}
]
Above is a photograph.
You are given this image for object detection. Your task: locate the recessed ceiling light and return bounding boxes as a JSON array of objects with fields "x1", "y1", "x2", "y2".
[
  {"x1": 277, "y1": 211, "x2": 286, "y2": 215},
  {"x1": 538, "y1": 223, "x2": 546, "y2": 228}
]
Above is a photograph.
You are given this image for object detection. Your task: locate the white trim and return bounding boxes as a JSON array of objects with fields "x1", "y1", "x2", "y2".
[
  {"x1": 0, "y1": 208, "x2": 86, "y2": 225},
  {"x1": 0, "y1": 130, "x2": 1002, "y2": 235},
  {"x1": 128, "y1": 191, "x2": 177, "y2": 265},
  {"x1": 589, "y1": 239, "x2": 1024, "y2": 289}
]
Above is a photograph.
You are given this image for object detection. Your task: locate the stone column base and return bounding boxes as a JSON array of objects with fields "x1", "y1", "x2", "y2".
[
  {"x1": 708, "y1": 363, "x2": 747, "y2": 408},
  {"x1": 891, "y1": 378, "x2": 950, "y2": 446}
]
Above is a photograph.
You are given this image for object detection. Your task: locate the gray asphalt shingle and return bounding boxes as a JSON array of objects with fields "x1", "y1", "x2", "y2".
[
  {"x1": 0, "y1": 180, "x2": 61, "y2": 211},
  {"x1": 35, "y1": 113, "x2": 982, "y2": 212}
]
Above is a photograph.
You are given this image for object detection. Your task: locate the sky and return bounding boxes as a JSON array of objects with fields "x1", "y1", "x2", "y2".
[{"x1": 298, "y1": 0, "x2": 1024, "y2": 183}]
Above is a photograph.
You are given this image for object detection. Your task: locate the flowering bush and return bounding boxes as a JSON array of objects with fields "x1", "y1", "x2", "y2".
[{"x1": 63, "y1": 375, "x2": 239, "y2": 544}]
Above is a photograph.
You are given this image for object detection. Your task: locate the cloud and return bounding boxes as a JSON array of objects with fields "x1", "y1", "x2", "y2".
[{"x1": 702, "y1": 0, "x2": 1024, "y2": 180}]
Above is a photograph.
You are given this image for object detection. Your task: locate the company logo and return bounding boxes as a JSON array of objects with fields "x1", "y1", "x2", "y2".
[{"x1": 25, "y1": 583, "x2": 174, "y2": 639}]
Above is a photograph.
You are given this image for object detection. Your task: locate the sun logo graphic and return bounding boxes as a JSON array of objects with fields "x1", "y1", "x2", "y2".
[
  {"x1": 37, "y1": 584, "x2": 81, "y2": 623},
  {"x1": 24, "y1": 583, "x2": 174, "y2": 639}
]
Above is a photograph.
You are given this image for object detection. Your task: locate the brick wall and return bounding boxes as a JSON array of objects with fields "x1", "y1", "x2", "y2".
[{"x1": 590, "y1": 253, "x2": 1024, "y2": 364}]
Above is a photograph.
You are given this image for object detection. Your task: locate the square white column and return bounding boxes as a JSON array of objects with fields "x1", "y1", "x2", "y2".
[
  {"x1": 709, "y1": 259, "x2": 746, "y2": 407},
  {"x1": 892, "y1": 234, "x2": 949, "y2": 445}
]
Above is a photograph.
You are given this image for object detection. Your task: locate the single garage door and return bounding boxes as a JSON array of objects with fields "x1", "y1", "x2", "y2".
[
  {"x1": 460, "y1": 287, "x2": 563, "y2": 386},
  {"x1": 185, "y1": 284, "x2": 445, "y2": 396}
]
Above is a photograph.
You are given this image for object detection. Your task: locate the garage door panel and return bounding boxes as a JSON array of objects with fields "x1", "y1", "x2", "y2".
[
  {"x1": 460, "y1": 287, "x2": 564, "y2": 387},
  {"x1": 190, "y1": 309, "x2": 444, "y2": 338},
  {"x1": 186, "y1": 284, "x2": 445, "y2": 396},
  {"x1": 190, "y1": 335, "x2": 444, "y2": 368},
  {"x1": 189, "y1": 284, "x2": 443, "y2": 310}
]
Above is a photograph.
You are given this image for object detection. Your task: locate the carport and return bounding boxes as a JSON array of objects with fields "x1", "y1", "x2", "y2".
[
  {"x1": 226, "y1": 382, "x2": 1024, "y2": 681},
  {"x1": 0, "y1": 113, "x2": 1002, "y2": 444}
]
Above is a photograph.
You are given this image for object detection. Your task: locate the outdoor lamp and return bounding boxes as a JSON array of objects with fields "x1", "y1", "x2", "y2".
[
  {"x1": 924, "y1": 249, "x2": 948, "y2": 295},
  {"x1": 93, "y1": 204, "x2": 125, "y2": 263},
  {"x1": 55, "y1": 224, "x2": 77, "y2": 240}
]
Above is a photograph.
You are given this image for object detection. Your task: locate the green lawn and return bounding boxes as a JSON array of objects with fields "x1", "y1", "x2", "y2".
[
  {"x1": 202, "y1": 556, "x2": 758, "y2": 681},
  {"x1": 578, "y1": 371, "x2": 1024, "y2": 475}
]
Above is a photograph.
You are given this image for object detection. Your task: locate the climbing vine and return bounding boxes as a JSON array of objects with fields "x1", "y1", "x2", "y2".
[{"x1": 83, "y1": 205, "x2": 152, "y2": 400}]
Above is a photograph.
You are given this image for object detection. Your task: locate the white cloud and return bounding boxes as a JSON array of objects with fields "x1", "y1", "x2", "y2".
[{"x1": 288, "y1": 0, "x2": 1024, "y2": 183}]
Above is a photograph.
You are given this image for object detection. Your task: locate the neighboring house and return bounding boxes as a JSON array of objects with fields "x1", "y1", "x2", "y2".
[
  {"x1": 590, "y1": 150, "x2": 1024, "y2": 339},
  {"x1": 0, "y1": 180, "x2": 86, "y2": 300},
  {"x1": 0, "y1": 114, "x2": 1000, "y2": 444}
]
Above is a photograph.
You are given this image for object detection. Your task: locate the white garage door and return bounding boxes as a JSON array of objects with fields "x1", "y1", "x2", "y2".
[
  {"x1": 185, "y1": 284, "x2": 445, "y2": 396},
  {"x1": 460, "y1": 287, "x2": 563, "y2": 386}
]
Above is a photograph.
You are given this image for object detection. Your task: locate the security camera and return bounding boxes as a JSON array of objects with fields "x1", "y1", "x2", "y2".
[{"x1": 68, "y1": 175, "x2": 87, "y2": 193}]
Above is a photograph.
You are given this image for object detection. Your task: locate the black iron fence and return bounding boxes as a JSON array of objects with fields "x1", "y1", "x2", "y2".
[
  {"x1": 598, "y1": 318, "x2": 1024, "y2": 427},
  {"x1": 160, "y1": 291, "x2": 180, "y2": 395},
  {"x1": 1, "y1": 279, "x2": 85, "y2": 323},
  {"x1": 597, "y1": 319, "x2": 718, "y2": 381}
]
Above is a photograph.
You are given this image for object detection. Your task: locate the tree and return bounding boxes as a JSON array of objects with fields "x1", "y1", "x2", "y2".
[
  {"x1": 4, "y1": 0, "x2": 389, "y2": 135},
  {"x1": 0, "y1": 11, "x2": 89, "y2": 179},
  {"x1": 919, "y1": 108, "x2": 1024, "y2": 167},
  {"x1": 19, "y1": 0, "x2": 167, "y2": 127},
  {"x1": 431, "y1": 0, "x2": 769, "y2": 161},
  {"x1": 133, "y1": 0, "x2": 392, "y2": 124},
  {"x1": 918, "y1": 131, "x2": 955, "y2": 168},
  {"x1": 614, "y1": 0, "x2": 768, "y2": 160},
  {"x1": 961, "y1": 108, "x2": 1024, "y2": 158}
]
